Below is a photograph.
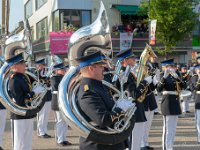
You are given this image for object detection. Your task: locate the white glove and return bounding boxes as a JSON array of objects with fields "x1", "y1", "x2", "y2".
[
  {"x1": 163, "y1": 69, "x2": 170, "y2": 79},
  {"x1": 155, "y1": 69, "x2": 160, "y2": 76},
  {"x1": 32, "y1": 85, "x2": 45, "y2": 95},
  {"x1": 116, "y1": 100, "x2": 134, "y2": 112},
  {"x1": 170, "y1": 69, "x2": 178, "y2": 79},
  {"x1": 144, "y1": 76, "x2": 152, "y2": 84},
  {"x1": 172, "y1": 72, "x2": 178, "y2": 79},
  {"x1": 153, "y1": 75, "x2": 159, "y2": 86},
  {"x1": 188, "y1": 70, "x2": 193, "y2": 76}
]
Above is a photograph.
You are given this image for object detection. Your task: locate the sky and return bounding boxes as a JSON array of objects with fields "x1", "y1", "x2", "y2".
[{"x1": 0, "y1": 0, "x2": 24, "y2": 32}]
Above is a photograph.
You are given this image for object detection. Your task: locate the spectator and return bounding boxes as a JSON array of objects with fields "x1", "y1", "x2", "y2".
[{"x1": 125, "y1": 24, "x2": 133, "y2": 32}]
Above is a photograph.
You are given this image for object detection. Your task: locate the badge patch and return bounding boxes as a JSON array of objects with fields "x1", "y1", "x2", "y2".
[{"x1": 84, "y1": 84, "x2": 89, "y2": 91}]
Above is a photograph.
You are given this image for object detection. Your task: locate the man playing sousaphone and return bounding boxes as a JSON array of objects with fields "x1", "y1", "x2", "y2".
[
  {"x1": 156, "y1": 59, "x2": 185, "y2": 150},
  {"x1": 7, "y1": 52, "x2": 45, "y2": 150}
]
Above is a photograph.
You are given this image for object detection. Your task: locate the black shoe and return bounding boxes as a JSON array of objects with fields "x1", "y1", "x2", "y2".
[
  {"x1": 57, "y1": 141, "x2": 72, "y2": 146},
  {"x1": 186, "y1": 111, "x2": 190, "y2": 113},
  {"x1": 141, "y1": 146, "x2": 154, "y2": 150},
  {"x1": 63, "y1": 141, "x2": 72, "y2": 145},
  {"x1": 154, "y1": 112, "x2": 160, "y2": 115},
  {"x1": 39, "y1": 133, "x2": 51, "y2": 138},
  {"x1": 0, "y1": 147, "x2": 4, "y2": 150}
]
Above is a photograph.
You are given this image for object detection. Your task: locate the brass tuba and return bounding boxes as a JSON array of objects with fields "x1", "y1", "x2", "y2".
[
  {"x1": 136, "y1": 44, "x2": 157, "y2": 87},
  {"x1": 0, "y1": 20, "x2": 46, "y2": 116},
  {"x1": 58, "y1": 2, "x2": 135, "y2": 145},
  {"x1": 136, "y1": 44, "x2": 157, "y2": 102}
]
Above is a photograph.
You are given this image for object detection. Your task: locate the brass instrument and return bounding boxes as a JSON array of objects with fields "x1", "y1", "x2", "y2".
[
  {"x1": 46, "y1": 55, "x2": 63, "y2": 77},
  {"x1": 136, "y1": 44, "x2": 157, "y2": 102},
  {"x1": 0, "y1": 20, "x2": 46, "y2": 116},
  {"x1": 136, "y1": 44, "x2": 157, "y2": 87},
  {"x1": 58, "y1": 2, "x2": 136, "y2": 145}
]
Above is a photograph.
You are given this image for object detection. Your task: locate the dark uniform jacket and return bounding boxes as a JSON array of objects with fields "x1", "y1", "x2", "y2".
[
  {"x1": 143, "y1": 83, "x2": 157, "y2": 111},
  {"x1": 181, "y1": 72, "x2": 189, "y2": 90},
  {"x1": 36, "y1": 69, "x2": 52, "y2": 102},
  {"x1": 0, "y1": 102, "x2": 5, "y2": 110},
  {"x1": 189, "y1": 74, "x2": 200, "y2": 109},
  {"x1": 141, "y1": 62, "x2": 158, "y2": 111},
  {"x1": 116, "y1": 67, "x2": 149, "y2": 123},
  {"x1": 50, "y1": 74, "x2": 63, "y2": 111},
  {"x1": 77, "y1": 78, "x2": 126, "y2": 150},
  {"x1": 157, "y1": 74, "x2": 184, "y2": 115},
  {"x1": 9, "y1": 73, "x2": 36, "y2": 119}
]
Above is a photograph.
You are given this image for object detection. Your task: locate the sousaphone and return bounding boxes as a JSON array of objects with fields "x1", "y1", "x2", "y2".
[
  {"x1": 58, "y1": 2, "x2": 135, "y2": 145},
  {"x1": 0, "y1": 20, "x2": 46, "y2": 116}
]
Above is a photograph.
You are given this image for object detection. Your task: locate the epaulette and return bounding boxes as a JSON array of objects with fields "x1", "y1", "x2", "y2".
[
  {"x1": 10, "y1": 73, "x2": 16, "y2": 79},
  {"x1": 84, "y1": 84, "x2": 89, "y2": 92},
  {"x1": 192, "y1": 74, "x2": 198, "y2": 77}
]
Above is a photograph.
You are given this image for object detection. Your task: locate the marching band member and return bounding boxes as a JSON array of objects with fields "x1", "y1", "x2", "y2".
[
  {"x1": 50, "y1": 63, "x2": 72, "y2": 146},
  {"x1": 140, "y1": 61, "x2": 159, "y2": 150},
  {"x1": 76, "y1": 51, "x2": 134, "y2": 150},
  {"x1": 180, "y1": 66, "x2": 190, "y2": 113},
  {"x1": 115, "y1": 49, "x2": 153, "y2": 150},
  {"x1": 35, "y1": 58, "x2": 52, "y2": 138},
  {"x1": 189, "y1": 64, "x2": 200, "y2": 143},
  {"x1": 0, "y1": 102, "x2": 6, "y2": 150},
  {"x1": 149, "y1": 55, "x2": 160, "y2": 115},
  {"x1": 7, "y1": 53, "x2": 44, "y2": 150},
  {"x1": 157, "y1": 59, "x2": 184, "y2": 150}
]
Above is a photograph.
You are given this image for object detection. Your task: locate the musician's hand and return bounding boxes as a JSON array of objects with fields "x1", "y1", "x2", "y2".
[
  {"x1": 116, "y1": 100, "x2": 134, "y2": 112},
  {"x1": 163, "y1": 69, "x2": 170, "y2": 79},
  {"x1": 153, "y1": 75, "x2": 159, "y2": 86},
  {"x1": 144, "y1": 76, "x2": 152, "y2": 84},
  {"x1": 155, "y1": 69, "x2": 160, "y2": 76},
  {"x1": 170, "y1": 69, "x2": 178, "y2": 79},
  {"x1": 32, "y1": 85, "x2": 45, "y2": 95},
  {"x1": 188, "y1": 70, "x2": 193, "y2": 76},
  {"x1": 172, "y1": 73, "x2": 178, "y2": 79}
]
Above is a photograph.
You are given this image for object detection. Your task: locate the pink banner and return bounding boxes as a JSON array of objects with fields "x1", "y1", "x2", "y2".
[{"x1": 50, "y1": 31, "x2": 73, "y2": 54}]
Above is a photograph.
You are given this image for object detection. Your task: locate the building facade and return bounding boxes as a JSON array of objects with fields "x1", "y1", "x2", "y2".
[
  {"x1": 24, "y1": 0, "x2": 142, "y2": 62},
  {"x1": 23, "y1": 0, "x2": 199, "y2": 65}
]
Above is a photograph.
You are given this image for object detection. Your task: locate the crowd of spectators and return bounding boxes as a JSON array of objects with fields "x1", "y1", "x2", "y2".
[{"x1": 112, "y1": 21, "x2": 148, "y2": 36}]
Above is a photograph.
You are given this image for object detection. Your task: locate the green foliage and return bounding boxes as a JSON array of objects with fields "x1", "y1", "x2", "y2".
[
  {"x1": 139, "y1": 0, "x2": 198, "y2": 55},
  {"x1": 136, "y1": 1, "x2": 148, "y2": 17}
]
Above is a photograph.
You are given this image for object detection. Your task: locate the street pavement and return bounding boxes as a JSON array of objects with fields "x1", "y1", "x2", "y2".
[{"x1": 1, "y1": 100, "x2": 200, "y2": 150}]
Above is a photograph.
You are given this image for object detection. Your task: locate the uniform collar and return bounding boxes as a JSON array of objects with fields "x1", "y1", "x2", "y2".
[
  {"x1": 53, "y1": 74, "x2": 63, "y2": 77},
  {"x1": 81, "y1": 77, "x2": 103, "y2": 87}
]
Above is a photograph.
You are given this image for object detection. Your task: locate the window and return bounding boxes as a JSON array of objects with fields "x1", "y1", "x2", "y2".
[
  {"x1": 36, "y1": 17, "x2": 48, "y2": 39},
  {"x1": 71, "y1": 10, "x2": 81, "y2": 28},
  {"x1": 81, "y1": 11, "x2": 91, "y2": 26},
  {"x1": 53, "y1": 10, "x2": 60, "y2": 31},
  {"x1": 31, "y1": 26, "x2": 34, "y2": 40},
  {"x1": 25, "y1": 0, "x2": 32, "y2": 19},
  {"x1": 36, "y1": 0, "x2": 47, "y2": 10},
  {"x1": 53, "y1": 9, "x2": 91, "y2": 31}
]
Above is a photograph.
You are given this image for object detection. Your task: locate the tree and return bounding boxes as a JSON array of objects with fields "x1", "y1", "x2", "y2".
[{"x1": 139, "y1": 0, "x2": 198, "y2": 55}]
